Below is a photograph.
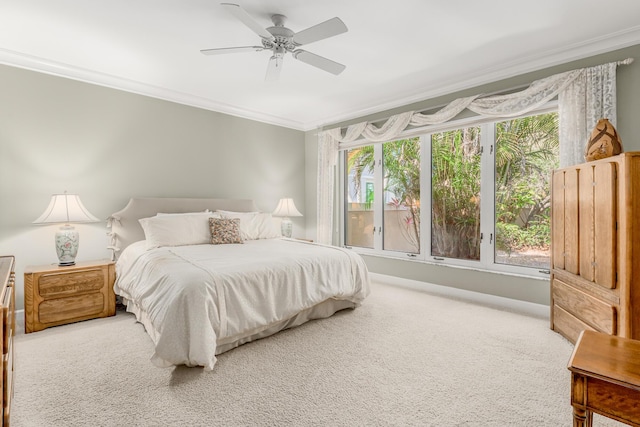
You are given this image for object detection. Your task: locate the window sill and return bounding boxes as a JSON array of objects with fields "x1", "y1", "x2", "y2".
[{"x1": 351, "y1": 248, "x2": 550, "y2": 281}]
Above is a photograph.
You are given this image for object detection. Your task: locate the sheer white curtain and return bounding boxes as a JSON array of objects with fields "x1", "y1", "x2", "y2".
[
  {"x1": 558, "y1": 59, "x2": 632, "y2": 167},
  {"x1": 316, "y1": 59, "x2": 632, "y2": 245},
  {"x1": 316, "y1": 131, "x2": 339, "y2": 245},
  {"x1": 316, "y1": 112, "x2": 414, "y2": 244}
]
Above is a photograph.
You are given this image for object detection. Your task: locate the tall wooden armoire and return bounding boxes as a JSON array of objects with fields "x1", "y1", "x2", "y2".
[{"x1": 550, "y1": 152, "x2": 640, "y2": 343}]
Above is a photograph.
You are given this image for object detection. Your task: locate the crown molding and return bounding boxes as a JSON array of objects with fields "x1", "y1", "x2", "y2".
[
  {"x1": 312, "y1": 25, "x2": 640, "y2": 131},
  {"x1": 1, "y1": 24, "x2": 639, "y2": 133},
  {"x1": 0, "y1": 48, "x2": 307, "y2": 131}
]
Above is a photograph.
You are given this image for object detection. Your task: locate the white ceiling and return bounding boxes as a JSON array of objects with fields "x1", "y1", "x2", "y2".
[{"x1": 1, "y1": 0, "x2": 640, "y2": 131}]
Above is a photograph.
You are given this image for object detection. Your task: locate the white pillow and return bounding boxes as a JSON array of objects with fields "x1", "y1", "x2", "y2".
[
  {"x1": 156, "y1": 210, "x2": 211, "y2": 216},
  {"x1": 215, "y1": 210, "x2": 259, "y2": 216},
  {"x1": 139, "y1": 213, "x2": 219, "y2": 249},
  {"x1": 217, "y1": 211, "x2": 281, "y2": 240},
  {"x1": 254, "y1": 213, "x2": 282, "y2": 239}
]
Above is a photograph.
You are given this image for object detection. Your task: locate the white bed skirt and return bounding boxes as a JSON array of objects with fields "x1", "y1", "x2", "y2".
[{"x1": 122, "y1": 296, "x2": 357, "y2": 366}]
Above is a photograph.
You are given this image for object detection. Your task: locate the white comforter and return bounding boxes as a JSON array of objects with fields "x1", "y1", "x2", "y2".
[{"x1": 114, "y1": 238, "x2": 370, "y2": 370}]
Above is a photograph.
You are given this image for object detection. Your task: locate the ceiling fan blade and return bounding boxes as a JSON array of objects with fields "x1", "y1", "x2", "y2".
[
  {"x1": 265, "y1": 55, "x2": 283, "y2": 81},
  {"x1": 200, "y1": 46, "x2": 264, "y2": 55},
  {"x1": 221, "y1": 3, "x2": 274, "y2": 41},
  {"x1": 292, "y1": 50, "x2": 346, "y2": 75},
  {"x1": 292, "y1": 17, "x2": 348, "y2": 46}
]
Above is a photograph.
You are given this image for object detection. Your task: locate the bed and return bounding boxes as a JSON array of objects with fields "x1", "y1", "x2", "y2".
[{"x1": 109, "y1": 198, "x2": 370, "y2": 370}]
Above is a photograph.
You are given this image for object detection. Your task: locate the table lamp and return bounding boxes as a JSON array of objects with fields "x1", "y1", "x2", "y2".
[
  {"x1": 272, "y1": 198, "x2": 302, "y2": 238},
  {"x1": 33, "y1": 192, "x2": 100, "y2": 266}
]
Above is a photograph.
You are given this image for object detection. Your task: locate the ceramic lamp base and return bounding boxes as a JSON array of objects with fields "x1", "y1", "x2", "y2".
[
  {"x1": 55, "y1": 225, "x2": 79, "y2": 266},
  {"x1": 280, "y1": 217, "x2": 293, "y2": 238}
]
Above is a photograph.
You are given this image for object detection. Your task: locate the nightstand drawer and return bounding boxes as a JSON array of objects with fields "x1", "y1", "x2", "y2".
[
  {"x1": 39, "y1": 293, "x2": 105, "y2": 324},
  {"x1": 38, "y1": 268, "x2": 105, "y2": 297}
]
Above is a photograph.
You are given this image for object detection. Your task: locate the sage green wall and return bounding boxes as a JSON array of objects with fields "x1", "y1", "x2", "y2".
[
  {"x1": 306, "y1": 44, "x2": 640, "y2": 306},
  {"x1": 0, "y1": 64, "x2": 306, "y2": 311}
]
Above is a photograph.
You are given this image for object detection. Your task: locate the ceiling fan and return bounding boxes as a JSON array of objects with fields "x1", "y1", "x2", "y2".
[{"x1": 201, "y1": 3, "x2": 348, "y2": 81}]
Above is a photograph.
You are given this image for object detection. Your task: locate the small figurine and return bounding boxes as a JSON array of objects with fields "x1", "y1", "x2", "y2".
[{"x1": 585, "y1": 118, "x2": 623, "y2": 161}]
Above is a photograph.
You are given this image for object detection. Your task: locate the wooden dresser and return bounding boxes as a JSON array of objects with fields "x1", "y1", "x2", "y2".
[
  {"x1": 0, "y1": 256, "x2": 15, "y2": 426},
  {"x1": 24, "y1": 260, "x2": 116, "y2": 333},
  {"x1": 550, "y1": 152, "x2": 640, "y2": 343}
]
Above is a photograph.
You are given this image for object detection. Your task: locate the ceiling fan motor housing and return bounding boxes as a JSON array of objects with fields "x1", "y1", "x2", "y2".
[{"x1": 264, "y1": 14, "x2": 296, "y2": 53}]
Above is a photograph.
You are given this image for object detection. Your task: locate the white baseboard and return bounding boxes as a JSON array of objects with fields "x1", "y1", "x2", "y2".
[{"x1": 370, "y1": 273, "x2": 549, "y2": 319}]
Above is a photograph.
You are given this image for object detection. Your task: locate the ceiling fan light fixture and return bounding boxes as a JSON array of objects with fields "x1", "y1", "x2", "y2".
[{"x1": 266, "y1": 55, "x2": 283, "y2": 82}]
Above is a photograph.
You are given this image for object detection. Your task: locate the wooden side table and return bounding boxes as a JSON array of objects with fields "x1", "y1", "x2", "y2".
[
  {"x1": 568, "y1": 330, "x2": 640, "y2": 426},
  {"x1": 24, "y1": 260, "x2": 116, "y2": 333}
]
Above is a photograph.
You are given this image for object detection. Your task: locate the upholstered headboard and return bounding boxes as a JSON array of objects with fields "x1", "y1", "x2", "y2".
[{"x1": 107, "y1": 197, "x2": 258, "y2": 259}]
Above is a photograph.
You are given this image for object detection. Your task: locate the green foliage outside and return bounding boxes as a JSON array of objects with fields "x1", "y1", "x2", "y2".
[
  {"x1": 383, "y1": 139, "x2": 421, "y2": 252},
  {"x1": 494, "y1": 113, "x2": 559, "y2": 257},
  {"x1": 347, "y1": 112, "x2": 559, "y2": 262},
  {"x1": 431, "y1": 127, "x2": 482, "y2": 259}
]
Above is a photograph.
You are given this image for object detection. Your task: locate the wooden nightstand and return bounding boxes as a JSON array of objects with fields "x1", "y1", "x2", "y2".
[{"x1": 24, "y1": 260, "x2": 116, "y2": 333}]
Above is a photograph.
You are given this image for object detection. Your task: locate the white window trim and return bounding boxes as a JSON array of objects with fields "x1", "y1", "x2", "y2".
[{"x1": 341, "y1": 102, "x2": 558, "y2": 280}]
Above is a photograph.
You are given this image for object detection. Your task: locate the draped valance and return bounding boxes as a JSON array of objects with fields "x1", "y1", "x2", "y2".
[{"x1": 316, "y1": 58, "x2": 634, "y2": 244}]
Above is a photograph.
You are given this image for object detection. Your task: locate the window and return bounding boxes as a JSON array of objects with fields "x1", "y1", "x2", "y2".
[
  {"x1": 383, "y1": 138, "x2": 420, "y2": 254},
  {"x1": 431, "y1": 126, "x2": 481, "y2": 261},
  {"x1": 342, "y1": 109, "x2": 558, "y2": 277},
  {"x1": 493, "y1": 113, "x2": 558, "y2": 270},
  {"x1": 345, "y1": 147, "x2": 374, "y2": 249}
]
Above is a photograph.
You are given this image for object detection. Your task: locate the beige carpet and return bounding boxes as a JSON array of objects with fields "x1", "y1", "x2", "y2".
[{"x1": 11, "y1": 281, "x2": 619, "y2": 426}]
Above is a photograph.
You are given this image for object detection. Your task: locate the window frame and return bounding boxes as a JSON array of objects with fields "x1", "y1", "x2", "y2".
[{"x1": 340, "y1": 102, "x2": 557, "y2": 279}]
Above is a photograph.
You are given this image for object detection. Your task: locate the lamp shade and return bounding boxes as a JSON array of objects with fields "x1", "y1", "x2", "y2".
[
  {"x1": 33, "y1": 192, "x2": 99, "y2": 266},
  {"x1": 272, "y1": 198, "x2": 302, "y2": 238},
  {"x1": 33, "y1": 193, "x2": 100, "y2": 225},
  {"x1": 272, "y1": 198, "x2": 302, "y2": 218}
]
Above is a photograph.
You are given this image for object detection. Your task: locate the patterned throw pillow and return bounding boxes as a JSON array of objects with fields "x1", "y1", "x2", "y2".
[{"x1": 209, "y1": 217, "x2": 243, "y2": 245}]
